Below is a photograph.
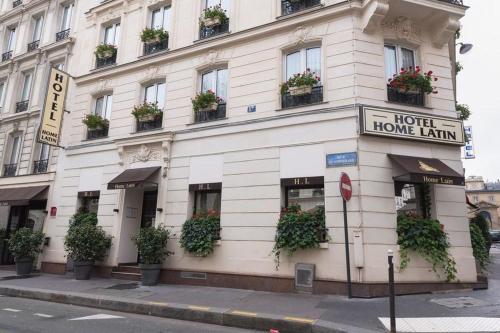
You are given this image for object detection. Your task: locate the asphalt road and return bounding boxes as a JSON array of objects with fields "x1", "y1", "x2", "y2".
[{"x1": 0, "y1": 296, "x2": 264, "y2": 333}]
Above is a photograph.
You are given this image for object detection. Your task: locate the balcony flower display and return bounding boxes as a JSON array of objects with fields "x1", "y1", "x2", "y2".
[
  {"x1": 94, "y1": 44, "x2": 117, "y2": 59},
  {"x1": 140, "y1": 28, "x2": 168, "y2": 45},
  {"x1": 132, "y1": 102, "x2": 163, "y2": 122},
  {"x1": 83, "y1": 114, "x2": 109, "y2": 130},
  {"x1": 200, "y1": 5, "x2": 228, "y2": 28},
  {"x1": 388, "y1": 66, "x2": 438, "y2": 94},
  {"x1": 192, "y1": 90, "x2": 222, "y2": 112},
  {"x1": 280, "y1": 70, "x2": 320, "y2": 96}
]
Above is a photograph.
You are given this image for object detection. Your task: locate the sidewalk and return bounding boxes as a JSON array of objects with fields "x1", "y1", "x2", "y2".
[{"x1": 0, "y1": 248, "x2": 498, "y2": 333}]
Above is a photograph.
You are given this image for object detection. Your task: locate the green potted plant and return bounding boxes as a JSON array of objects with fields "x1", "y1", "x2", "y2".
[
  {"x1": 140, "y1": 28, "x2": 168, "y2": 45},
  {"x1": 180, "y1": 212, "x2": 221, "y2": 257},
  {"x1": 132, "y1": 225, "x2": 171, "y2": 286},
  {"x1": 132, "y1": 102, "x2": 162, "y2": 122},
  {"x1": 64, "y1": 219, "x2": 112, "y2": 280},
  {"x1": 8, "y1": 228, "x2": 45, "y2": 275},
  {"x1": 192, "y1": 90, "x2": 222, "y2": 112},
  {"x1": 200, "y1": 4, "x2": 228, "y2": 28},
  {"x1": 94, "y1": 44, "x2": 117, "y2": 59},
  {"x1": 82, "y1": 114, "x2": 109, "y2": 130},
  {"x1": 388, "y1": 66, "x2": 437, "y2": 95},
  {"x1": 280, "y1": 70, "x2": 320, "y2": 96}
]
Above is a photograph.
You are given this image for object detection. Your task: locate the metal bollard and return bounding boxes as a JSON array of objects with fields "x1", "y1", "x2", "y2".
[{"x1": 388, "y1": 249, "x2": 396, "y2": 333}]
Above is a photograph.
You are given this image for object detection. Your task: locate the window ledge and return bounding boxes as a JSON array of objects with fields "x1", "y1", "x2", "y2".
[
  {"x1": 187, "y1": 117, "x2": 228, "y2": 126},
  {"x1": 385, "y1": 100, "x2": 433, "y2": 110},
  {"x1": 138, "y1": 49, "x2": 170, "y2": 60},
  {"x1": 276, "y1": 101, "x2": 328, "y2": 112},
  {"x1": 82, "y1": 136, "x2": 109, "y2": 142},
  {"x1": 132, "y1": 128, "x2": 164, "y2": 135},
  {"x1": 319, "y1": 242, "x2": 329, "y2": 249},
  {"x1": 276, "y1": 4, "x2": 324, "y2": 20},
  {"x1": 193, "y1": 32, "x2": 231, "y2": 44}
]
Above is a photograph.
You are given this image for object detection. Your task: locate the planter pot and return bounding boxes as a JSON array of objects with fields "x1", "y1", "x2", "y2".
[
  {"x1": 138, "y1": 114, "x2": 157, "y2": 122},
  {"x1": 144, "y1": 36, "x2": 162, "y2": 45},
  {"x1": 198, "y1": 102, "x2": 218, "y2": 112},
  {"x1": 202, "y1": 17, "x2": 221, "y2": 28},
  {"x1": 397, "y1": 88, "x2": 421, "y2": 95},
  {"x1": 74, "y1": 261, "x2": 93, "y2": 280},
  {"x1": 290, "y1": 0, "x2": 302, "y2": 2},
  {"x1": 139, "y1": 263, "x2": 162, "y2": 286},
  {"x1": 289, "y1": 85, "x2": 313, "y2": 96},
  {"x1": 15, "y1": 257, "x2": 34, "y2": 275},
  {"x1": 97, "y1": 50, "x2": 114, "y2": 59}
]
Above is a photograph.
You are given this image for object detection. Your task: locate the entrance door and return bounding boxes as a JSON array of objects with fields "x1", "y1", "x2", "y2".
[
  {"x1": 1, "y1": 206, "x2": 28, "y2": 265},
  {"x1": 140, "y1": 191, "x2": 158, "y2": 229}
]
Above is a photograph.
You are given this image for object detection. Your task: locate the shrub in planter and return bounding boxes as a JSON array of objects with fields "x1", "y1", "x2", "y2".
[
  {"x1": 82, "y1": 114, "x2": 109, "y2": 130},
  {"x1": 140, "y1": 28, "x2": 168, "y2": 44},
  {"x1": 397, "y1": 214, "x2": 457, "y2": 281},
  {"x1": 192, "y1": 90, "x2": 222, "y2": 112},
  {"x1": 132, "y1": 225, "x2": 171, "y2": 286},
  {"x1": 280, "y1": 70, "x2": 320, "y2": 96},
  {"x1": 388, "y1": 66, "x2": 437, "y2": 94},
  {"x1": 64, "y1": 222, "x2": 112, "y2": 280},
  {"x1": 470, "y1": 223, "x2": 489, "y2": 270},
  {"x1": 200, "y1": 5, "x2": 228, "y2": 28},
  {"x1": 180, "y1": 212, "x2": 220, "y2": 257},
  {"x1": 132, "y1": 102, "x2": 162, "y2": 122},
  {"x1": 8, "y1": 228, "x2": 45, "y2": 275},
  {"x1": 94, "y1": 44, "x2": 117, "y2": 59},
  {"x1": 272, "y1": 205, "x2": 326, "y2": 269}
]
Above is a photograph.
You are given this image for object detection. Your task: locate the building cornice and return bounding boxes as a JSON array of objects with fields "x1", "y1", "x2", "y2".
[{"x1": 0, "y1": 0, "x2": 50, "y2": 22}]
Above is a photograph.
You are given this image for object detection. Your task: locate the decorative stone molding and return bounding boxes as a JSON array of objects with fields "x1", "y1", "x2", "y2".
[
  {"x1": 432, "y1": 17, "x2": 461, "y2": 48},
  {"x1": 382, "y1": 16, "x2": 422, "y2": 44},
  {"x1": 361, "y1": 0, "x2": 389, "y2": 34},
  {"x1": 290, "y1": 26, "x2": 313, "y2": 46},
  {"x1": 139, "y1": 66, "x2": 166, "y2": 83},
  {"x1": 128, "y1": 144, "x2": 162, "y2": 164},
  {"x1": 91, "y1": 79, "x2": 112, "y2": 95}
]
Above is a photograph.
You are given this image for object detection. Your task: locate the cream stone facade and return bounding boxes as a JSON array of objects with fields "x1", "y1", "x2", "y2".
[
  {"x1": 29, "y1": 0, "x2": 478, "y2": 296},
  {"x1": 466, "y1": 176, "x2": 500, "y2": 229}
]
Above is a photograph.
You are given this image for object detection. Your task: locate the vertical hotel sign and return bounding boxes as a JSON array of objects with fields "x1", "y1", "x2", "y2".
[{"x1": 38, "y1": 67, "x2": 69, "y2": 147}]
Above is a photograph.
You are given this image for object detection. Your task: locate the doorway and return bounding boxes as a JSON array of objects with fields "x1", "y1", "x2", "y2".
[
  {"x1": 136, "y1": 190, "x2": 158, "y2": 264},
  {"x1": 1, "y1": 206, "x2": 28, "y2": 265}
]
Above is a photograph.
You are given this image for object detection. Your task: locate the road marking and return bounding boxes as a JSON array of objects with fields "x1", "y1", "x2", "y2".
[
  {"x1": 284, "y1": 316, "x2": 315, "y2": 324},
  {"x1": 2, "y1": 308, "x2": 21, "y2": 312},
  {"x1": 379, "y1": 317, "x2": 500, "y2": 332},
  {"x1": 149, "y1": 301, "x2": 169, "y2": 306},
  {"x1": 34, "y1": 313, "x2": 53, "y2": 318},
  {"x1": 188, "y1": 305, "x2": 210, "y2": 311},
  {"x1": 69, "y1": 314, "x2": 125, "y2": 321},
  {"x1": 231, "y1": 310, "x2": 257, "y2": 317}
]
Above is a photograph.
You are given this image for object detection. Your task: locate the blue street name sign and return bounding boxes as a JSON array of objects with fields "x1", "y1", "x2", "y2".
[{"x1": 326, "y1": 152, "x2": 358, "y2": 168}]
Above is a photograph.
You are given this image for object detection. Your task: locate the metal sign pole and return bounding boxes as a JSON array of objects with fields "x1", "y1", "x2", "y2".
[
  {"x1": 343, "y1": 198, "x2": 352, "y2": 299},
  {"x1": 388, "y1": 249, "x2": 396, "y2": 333}
]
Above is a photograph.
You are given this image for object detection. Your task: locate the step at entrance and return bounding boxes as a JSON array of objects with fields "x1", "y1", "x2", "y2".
[{"x1": 111, "y1": 264, "x2": 141, "y2": 281}]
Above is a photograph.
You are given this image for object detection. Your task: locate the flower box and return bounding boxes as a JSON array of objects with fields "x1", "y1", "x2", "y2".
[
  {"x1": 201, "y1": 17, "x2": 221, "y2": 27},
  {"x1": 138, "y1": 113, "x2": 157, "y2": 122},
  {"x1": 289, "y1": 85, "x2": 313, "y2": 96},
  {"x1": 199, "y1": 102, "x2": 218, "y2": 112},
  {"x1": 144, "y1": 36, "x2": 162, "y2": 45},
  {"x1": 97, "y1": 50, "x2": 114, "y2": 59}
]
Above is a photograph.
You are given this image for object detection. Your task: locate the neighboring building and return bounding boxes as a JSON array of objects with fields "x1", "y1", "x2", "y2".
[
  {"x1": 0, "y1": 0, "x2": 75, "y2": 265},
  {"x1": 38, "y1": 0, "x2": 477, "y2": 296},
  {"x1": 466, "y1": 176, "x2": 500, "y2": 229}
]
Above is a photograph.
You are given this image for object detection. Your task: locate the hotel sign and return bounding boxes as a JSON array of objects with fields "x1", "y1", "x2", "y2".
[
  {"x1": 38, "y1": 67, "x2": 69, "y2": 147},
  {"x1": 359, "y1": 107, "x2": 465, "y2": 146}
]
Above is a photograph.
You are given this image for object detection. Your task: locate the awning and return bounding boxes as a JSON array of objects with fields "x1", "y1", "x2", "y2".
[
  {"x1": 388, "y1": 154, "x2": 465, "y2": 186},
  {"x1": 0, "y1": 185, "x2": 49, "y2": 206},
  {"x1": 107, "y1": 167, "x2": 160, "y2": 190}
]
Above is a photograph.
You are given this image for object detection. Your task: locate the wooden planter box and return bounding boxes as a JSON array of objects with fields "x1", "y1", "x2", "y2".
[
  {"x1": 97, "y1": 50, "x2": 115, "y2": 59},
  {"x1": 144, "y1": 36, "x2": 162, "y2": 45},
  {"x1": 201, "y1": 17, "x2": 221, "y2": 28},
  {"x1": 289, "y1": 85, "x2": 313, "y2": 96}
]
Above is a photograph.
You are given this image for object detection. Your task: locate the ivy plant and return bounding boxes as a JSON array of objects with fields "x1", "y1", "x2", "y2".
[
  {"x1": 470, "y1": 214, "x2": 492, "y2": 251},
  {"x1": 397, "y1": 215, "x2": 457, "y2": 281},
  {"x1": 456, "y1": 103, "x2": 471, "y2": 121},
  {"x1": 8, "y1": 228, "x2": 45, "y2": 260},
  {"x1": 180, "y1": 213, "x2": 220, "y2": 257},
  {"x1": 132, "y1": 225, "x2": 171, "y2": 265},
  {"x1": 469, "y1": 223, "x2": 490, "y2": 270},
  {"x1": 64, "y1": 221, "x2": 112, "y2": 263},
  {"x1": 272, "y1": 205, "x2": 326, "y2": 270}
]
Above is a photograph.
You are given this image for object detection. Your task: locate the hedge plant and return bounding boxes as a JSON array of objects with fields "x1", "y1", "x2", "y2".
[
  {"x1": 469, "y1": 223, "x2": 489, "y2": 270},
  {"x1": 64, "y1": 221, "x2": 112, "y2": 263},
  {"x1": 180, "y1": 213, "x2": 220, "y2": 257},
  {"x1": 397, "y1": 215, "x2": 457, "y2": 281},
  {"x1": 8, "y1": 228, "x2": 45, "y2": 260},
  {"x1": 132, "y1": 225, "x2": 171, "y2": 265},
  {"x1": 272, "y1": 205, "x2": 326, "y2": 269}
]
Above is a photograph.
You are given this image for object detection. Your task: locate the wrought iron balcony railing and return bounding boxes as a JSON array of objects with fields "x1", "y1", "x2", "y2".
[
  {"x1": 281, "y1": 0, "x2": 321, "y2": 16},
  {"x1": 3, "y1": 164, "x2": 17, "y2": 177},
  {"x1": 194, "y1": 103, "x2": 226, "y2": 123},
  {"x1": 143, "y1": 38, "x2": 168, "y2": 56},
  {"x1": 16, "y1": 100, "x2": 29, "y2": 113},
  {"x1": 86, "y1": 126, "x2": 109, "y2": 140},
  {"x1": 33, "y1": 159, "x2": 48, "y2": 174},
  {"x1": 56, "y1": 29, "x2": 70, "y2": 42},
  {"x1": 95, "y1": 53, "x2": 117, "y2": 69},
  {"x1": 2, "y1": 51, "x2": 12, "y2": 62},
  {"x1": 281, "y1": 85, "x2": 323, "y2": 109},
  {"x1": 136, "y1": 114, "x2": 163, "y2": 132},
  {"x1": 12, "y1": 0, "x2": 22, "y2": 8},
  {"x1": 27, "y1": 40, "x2": 39, "y2": 52},
  {"x1": 199, "y1": 20, "x2": 229, "y2": 40},
  {"x1": 387, "y1": 86, "x2": 425, "y2": 107}
]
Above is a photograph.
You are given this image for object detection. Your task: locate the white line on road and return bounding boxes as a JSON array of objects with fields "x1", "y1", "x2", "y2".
[
  {"x1": 34, "y1": 313, "x2": 54, "y2": 318},
  {"x1": 2, "y1": 308, "x2": 21, "y2": 312},
  {"x1": 69, "y1": 314, "x2": 125, "y2": 321},
  {"x1": 379, "y1": 317, "x2": 500, "y2": 332}
]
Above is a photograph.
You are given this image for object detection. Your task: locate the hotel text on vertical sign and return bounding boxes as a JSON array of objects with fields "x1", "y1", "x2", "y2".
[{"x1": 38, "y1": 67, "x2": 69, "y2": 147}]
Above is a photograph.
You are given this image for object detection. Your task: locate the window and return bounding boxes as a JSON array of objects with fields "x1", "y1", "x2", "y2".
[
  {"x1": 489, "y1": 195, "x2": 495, "y2": 202},
  {"x1": 194, "y1": 191, "x2": 221, "y2": 215},
  {"x1": 94, "y1": 95, "x2": 112, "y2": 120},
  {"x1": 201, "y1": 68, "x2": 228, "y2": 102},
  {"x1": 145, "y1": 82, "x2": 165, "y2": 109},
  {"x1": 32, "y1": 16, "x2": 44, "y2": 42},
  {"x1": 5, "y1": 27, "x2": 15, "y2": 52},
  {"x1": 60, "y1": 3, "x2": 73, "y2": 31},
  {"x1": 39, "y1": 143, "x2": 49, "y2": 161},
  {"x1": 205, "y1": 0, "x2": 229, "y2": 9},
  {"x1": 33, "y1": 144, "x2": 49, "y2": 174},
  {"x1": 151, "y1": 6, "x2": 171, "y2": 30},
  {"x1": 103, "y1": 23, "x2": 120, "y2": 46},
  {"x1": 3, "y1": 135, "x2": 20, "y2": 176},
  {"x1": 0, "y1": 81, "x2": 5, "y2": 110},
  {"x1": 384, "y1": 44, "x2": 416, "y2": 81},
  {"x1": 473, "y1": 195, "x2": 479, "y2": 203},
  {"x1": 282, "y1": 178, "x2": 324, "y2": 211},
  {"x1": 285, "y1": 47, "x2": 321, "y2": 80},
  {"x1": 395, "y1": 183, "x2": 429, "y2": 218},
  {"x1": 20, "y1": 72, "x2": 33, "y2": 102},
  {"x1": 9, "y1": 136, "x2": 20, "y2": 165},
  {"x1": 78, "y1": 193, "x2": 100, "y2": 214}
]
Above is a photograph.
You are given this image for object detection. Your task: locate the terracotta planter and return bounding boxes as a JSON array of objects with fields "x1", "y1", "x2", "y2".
[
  {"x1": 199, "y1": 102, "x2": 218, "y2": 112},
  {"x1": 202, "y1": 17, "x2": 221, "y2": 28},
  {"x1": 289, "y1": 85, "x2": 313, "y2": 96}
]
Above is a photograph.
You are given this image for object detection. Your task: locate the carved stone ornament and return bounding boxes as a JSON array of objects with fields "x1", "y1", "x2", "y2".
[
  {"x1": 382, "y1": 16, "x2": 422, "y2": 42},
  {"x1": 129, "y1": 144, "x2": 161, "y2": 164},
  {"x1": 291, "y1": 26, "x2": 312, "y2": 46},
  {"x1": 204, "y1": 50, "x2": 220, "y2": 65},
  {"x1": 91, "y1": 79, "x2": 112, "y2": 95}
]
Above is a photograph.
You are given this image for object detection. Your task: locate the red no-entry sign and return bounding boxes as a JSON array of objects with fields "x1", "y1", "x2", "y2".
[{"x1": 339, "y1": 172, "x2": 352, "y2": 202}]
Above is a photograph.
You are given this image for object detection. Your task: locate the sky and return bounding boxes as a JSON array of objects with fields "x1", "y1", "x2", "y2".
[{"x1": 458, "y1": 0, "x2": 500, "y2": 182}]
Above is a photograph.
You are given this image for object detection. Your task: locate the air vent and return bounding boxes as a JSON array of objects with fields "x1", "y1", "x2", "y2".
[
  {"x1": 295, "y1": 263, "x2": 315, "y2": 292},
  {"x1": 180, "y1": 271, "x2": 207, "y2": 280}
]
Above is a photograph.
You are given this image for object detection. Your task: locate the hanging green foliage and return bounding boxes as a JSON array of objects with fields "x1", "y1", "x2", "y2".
[
  {"x1": 469, "y1": 223, "x2": 490, "y2": 270},
  {"x1": 180, "y1": 213, "x2": 220, "y2": 257},
  {"x1": 456, "y1": 103, "x2": 471, "y2": 121}
]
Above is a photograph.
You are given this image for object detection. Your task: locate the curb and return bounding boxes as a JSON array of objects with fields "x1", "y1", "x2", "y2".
[{"x1": 0, "y1": 285, "x2": 375, "y2": 333}]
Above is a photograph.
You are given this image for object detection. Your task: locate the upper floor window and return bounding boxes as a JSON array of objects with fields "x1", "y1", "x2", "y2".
[
  {"x1": 95, "y1": 94, "x2": 112, "y2": 120},
  {"x1": 86, "y1": 94, "x2": 112, "y2": 140},
  {"x1": 384, "y1": 44, "x2": 416, "y2": 81},
  {"x1": 60, "y1": 3, "x2": 73, "y2": 32},
  {"x1": 281, "y1": 0, "x2": 321, "y2": 16},
  {"x1": 33, "y1": 143, "x2": 49, "y2": 174},
  {"x1": 151, "y1": 6, "x2": 171, "y2": 30},
  {"x1": 95, "y1": 23, "x2": 120, "y2": 68},
  {"x1": 199, "y1": 0, "x2": 229, "y2": 40},
  {"x1": 3, "y1": 135, "x2": 20, "y2": 177},
  {"x1": 285, "y1": 47, "x2": 321, "y2": 80},
  {"x1": 145, "y1": 82, "x2": 166, "y2": 108},
  {"x1": 194, "y1": 68, "x2": 227, "y2": 123},
  {"x1": 0, "y1": 80, "x2": 6, "y2": 111},
  {"x1": 473, "y1": 195, "x2": 479, "y2": 203},
  {"x1": 205, "y1": 0, "x2": 229, "y2": 9},
  {"x1": 31, "y1": 16, "x2": 44, "y2": 42},
  {"x1": 103, "y1": 23, "x2": 120, "y2": 46},
  {"x1": 16, "y1": 72, "x2": 32, "y2": 113},
  {"x1": 3, "y1": 27, "x2": 16, "y2": 58}
]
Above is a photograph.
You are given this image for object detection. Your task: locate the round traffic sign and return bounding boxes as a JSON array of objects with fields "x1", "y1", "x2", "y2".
[{"x1": 339, "y1": 172, "x2": 352, "y2": 201}]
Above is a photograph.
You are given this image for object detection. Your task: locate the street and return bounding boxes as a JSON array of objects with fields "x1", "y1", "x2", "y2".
[{"x1": 0, "y1": 296, "x2": 263, "y2": 333}]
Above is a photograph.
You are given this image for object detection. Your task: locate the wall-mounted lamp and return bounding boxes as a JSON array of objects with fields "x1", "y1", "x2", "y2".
[
  {"x1": 156, "y1": 208, "x2": 163, "y2": 213},
  {"x1": 44, "y1": 237, "x2": 51, "y2": 246},
  {"x1": 113, "y1": 209, "x2": 119, "y2": 213},
  {"x1": 457, "y1": 42, "x2": 473, "y2": 55}
]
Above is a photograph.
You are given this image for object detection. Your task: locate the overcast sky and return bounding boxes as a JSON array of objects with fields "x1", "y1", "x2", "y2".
[{"x1": 458, "y1": 0, "x2": 500, "y2": 182}]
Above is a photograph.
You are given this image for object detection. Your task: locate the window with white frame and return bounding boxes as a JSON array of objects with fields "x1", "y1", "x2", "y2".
[
  {"x1": 145, "y1": 82, "x2": 166, "y2": 109},
  {"x1": 103, "y1": 23, "x2": 120, "y2": 46},
  {"x1": 20, "y1": 72, "x2": 33, "y2": 102},
  {"x1": 94, "y1": 95, "x2": 112, "y2": 120},
  {"x1": 201, "y1": 68, "x2": 228, "y2": 102},
  {"x1": 384, "y1": 44, "x2": 416, "y2": 81},
  {"x1": 0, "y1": 80, "x2": 6, "y2": 110},
  {"x1": 60, "y1": 3, "x2": 73, "y2": 32},
  {"x1": 8, "y1": 135, "x2": 21, "y2": 165},
  {"x1": 285, "y1": 46, "x2": 321, "y2": 80},
  {"x1": 31, "y1": 16, "x2": 44, "y2": 42},
  {"x1": 38, "y1": 143, "x2": 50, "y2": 161},
  {"x1": 5, "y1": 27, "x2": 16, "y2": 52},
  {"x1": 151, "y1": 6, "x2": 171, "y2": 30},
  {"x1": 205, "y1": 0, "x2": 229, "y2": 10}
]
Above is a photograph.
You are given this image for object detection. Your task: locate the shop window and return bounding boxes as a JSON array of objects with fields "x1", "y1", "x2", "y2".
[
  {"x1": 190, "y1": 183, "x2": 221, "y2": 215},
  {"x1": 77, "y1": 191, "x2": 100, "y2": 214},
  {"x1": 394, "y1": 182, "x2": 430, "y2": 219},
  {"x1": 282, "y1": 177, "x2": 324, "y2": 211}
]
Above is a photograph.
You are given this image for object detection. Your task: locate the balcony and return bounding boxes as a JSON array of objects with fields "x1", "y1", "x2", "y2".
[
  {"x1": 387, "y1": 86, "x2": 425, "y2": 107},
  {"x1": 281, "y1": 85, "x2": 323, "y2": 109},
  {"x1": 12, "y1": 0, "x2": 22, "y2": 8},
  {"x1": 136, "y1": 114, "x2": 163, "y2": 132},
  {"x1": 194, "y1": 103, "x2": 226, "y2": 123},
  {"x1": 143, "y1": 38, "x2": 168, "y2": 56},
  {"x1": 2, "y1": 51, "x2": 12, "y2": 62},
  {"x1": 27, "y1": 40, "x2": 39, "y2": 52},
  {"x1": 56, "y1": 29, "x2": 70, "y2": 42},
  {"x1": 3, "y1": 164, "x2": 17, "y2": 177},
  {"x1": 16, "y1": 100, "x2": 29, "y2": 113},
  {"x1": 33, "y1": 159, "x2": 48, "y2": 174},
  {"x1": 86, "y1": 127, "x2": 109, "y2": 140},
  {"x1": 95, "y1": 53, "x2": 117, "y2": 69},
  {"x1": 281, "y1": 0, "x2": 321, "y2": 16},
  {"x1": 199, "y1": 20, "x2": 229, "y2": 40}
]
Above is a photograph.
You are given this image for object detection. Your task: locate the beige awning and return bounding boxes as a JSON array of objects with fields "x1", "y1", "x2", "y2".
[
  {"x1": 107, "y1": 167, "x2": 160, "y2": 190},
  {"x1": 0, "y1": 185, "x2": 49, "y2": 206}
]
